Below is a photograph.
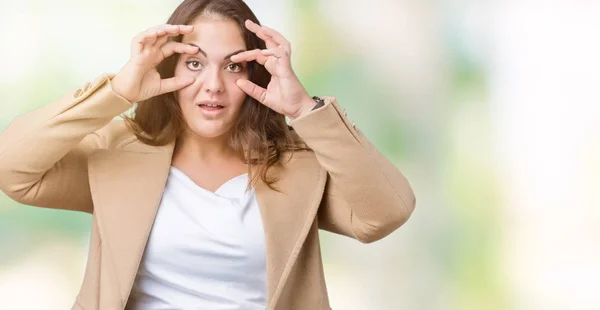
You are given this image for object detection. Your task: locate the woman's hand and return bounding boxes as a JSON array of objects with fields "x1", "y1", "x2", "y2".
[
  {"x1": 111, "y1": 24, "x2": 201, "y2": 103},
  {"x1": 231, "y1": 20, "x2": 316, "y2": 120}
]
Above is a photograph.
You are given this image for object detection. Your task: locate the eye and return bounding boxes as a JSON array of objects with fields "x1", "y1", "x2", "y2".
[
  {"x1": 185, "y1": 60, "x2": 203, "y2": 71},
  {"x1": 226, "y1": 63, "x2": 243, "y2": 73}
]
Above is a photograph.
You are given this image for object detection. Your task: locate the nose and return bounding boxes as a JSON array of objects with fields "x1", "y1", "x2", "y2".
[{"x1": 202, "y1": 67, "x2": 224, "y2": 94}]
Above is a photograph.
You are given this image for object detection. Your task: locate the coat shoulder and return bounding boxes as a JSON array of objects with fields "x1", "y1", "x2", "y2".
[{"x1": 281, "y1": 149, "x2": 323, "y2": 176}]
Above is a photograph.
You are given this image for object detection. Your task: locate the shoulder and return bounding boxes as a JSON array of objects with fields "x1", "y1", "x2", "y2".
[
  {"x1": 281, "y1": 149, "x2": 321, "y2": 173},
  {"x1": 280, "y1": 128, "x2": 320, "y2": 168}
]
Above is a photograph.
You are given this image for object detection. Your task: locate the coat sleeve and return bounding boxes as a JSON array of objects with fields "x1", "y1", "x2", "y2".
[
  {"x1": 289, "y1": 97, "x2": 416, "y2": 243},
  {"x1": 0, "y1": 74, "x2": 132, "y2": 213}
]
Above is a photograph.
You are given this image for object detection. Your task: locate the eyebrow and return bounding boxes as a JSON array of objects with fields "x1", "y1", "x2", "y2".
[{"x1": 186, "y1": 43, "x2": 246, "y2": 61}]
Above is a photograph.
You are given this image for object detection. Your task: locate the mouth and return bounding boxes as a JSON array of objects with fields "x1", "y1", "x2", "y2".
[
  {"x1": 197, "y1": 103, "x2": 225, "y2": 110},
  {"x1": 196, "y1": 102, "x2": 226, "y2": 117}
]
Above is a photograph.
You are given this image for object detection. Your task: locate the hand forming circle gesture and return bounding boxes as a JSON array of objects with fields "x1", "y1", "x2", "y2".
[
  {"x1": 231, "y1": 20, "x2": 315, "y2": 120},
  {"x1": 111, "y1": 24, "x2": 201, "y2": 103}
]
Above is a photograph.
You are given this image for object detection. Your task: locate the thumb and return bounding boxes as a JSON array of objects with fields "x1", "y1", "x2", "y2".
[
  {"x1": 159, "y1": 76, "x2": 195, "y2": 95},
  {"x1": 236, "y1": 79, "x2": 267, "y2": 104}
]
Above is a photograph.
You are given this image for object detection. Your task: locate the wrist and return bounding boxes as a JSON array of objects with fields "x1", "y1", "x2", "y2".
[
  {"x1": 290, "y1": 95, "x2": 319, "y2": 120},
  {"x1": 110, "y1": 75, "x2": 133, "y2": 102}
]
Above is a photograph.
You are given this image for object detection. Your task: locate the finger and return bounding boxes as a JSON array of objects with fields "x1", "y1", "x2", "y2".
[
  {"x1": 230, "y1": 49, "x2": 268, "y2": 65},
  {"x1": 230, "y1": 49, "x2": 260, "y2": 60},
  {"x1": 154, "y1": 24, "x2": 185, "y2": 47},
  {"x1": 231, "y1": 49, "x2": 280, "y2": 77},
  {"x1": 133, "y1": 24, "x2": 194, "y2": 54},
  {"x1": 261, "y1": 47, "x2": 288, "y2": 59},
  {"x1": 132, "y1": 30, "x2": 158, "y2": 55},
  {"x1": 150, "y1": 24, "x2": 194, "y2": 48},
  {"x1": 154, "y1": 25, "x2": 168, "y2": 36},
  {"x1": 245, "y1": 20, "x2": 291, "y2": 54},
  {"x1": 133, "y1": 24, "x2": 189, "y2": 45},
  {"x1": 244, "y1": 19, "x2": 263, "y2": 36},
  {"x1": 143, "y1": 29, "x2": 160, "y2": 46},
  {"x1": 159, "y1": 75, "x2": 196, "y2": 95},
  {"x1": 244, "y1": 20, "x2": 277, "y2": 49},
  {"x1": 155, "y1": 34, "x2": 170, "y2": 49},
  {"x1": 133, "y1": 25, "x2": 159, "y2": 43},
  {"x1": 261, "y1": 26, "x2": 291, "y2": 54},
  {"x1": 146, "y1": 24, "x2": 188, "y2": 43},
  {"x1": 236, "y1": 79, "x2": 268, "y2": 106},
  {"x1": 160, "y1": 41, "x2": 199, "y2": 59},
  {"x1": 157, "y1": 24, "x2": 194, "y2": 42}
]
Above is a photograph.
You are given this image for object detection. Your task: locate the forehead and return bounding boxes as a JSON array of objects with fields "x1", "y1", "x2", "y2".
[{"x1": 181, "y1": 17, "x2": 246, "y2": 52}]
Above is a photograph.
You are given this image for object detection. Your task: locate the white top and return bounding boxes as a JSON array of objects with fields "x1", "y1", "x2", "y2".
[{"x1": 126, "y1": 167, "x2": 267, "y2": 310}]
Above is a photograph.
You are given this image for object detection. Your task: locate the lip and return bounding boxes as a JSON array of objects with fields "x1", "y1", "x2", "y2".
[
  {"x1": 196, "y1": 101, "x2": 225, "y2": 107},
  {"x1": 196, "y1": 101, "x2": 226, "y2": 117}
]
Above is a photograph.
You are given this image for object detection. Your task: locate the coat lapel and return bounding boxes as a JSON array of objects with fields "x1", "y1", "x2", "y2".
[
  {"x1": 253, "y1": 152, "x2": 327, "y2": 308},
  {"x1": 87, "y1": 140, "x2": 174, "y2": 307},
  {"x1": 88, "y1": 139, "x2": 326, "y2": 309}
]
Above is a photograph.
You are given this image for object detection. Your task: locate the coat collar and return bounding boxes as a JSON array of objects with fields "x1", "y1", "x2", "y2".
[{"x1": 87, "y1": 138, "x2": 326, "y2": 309}]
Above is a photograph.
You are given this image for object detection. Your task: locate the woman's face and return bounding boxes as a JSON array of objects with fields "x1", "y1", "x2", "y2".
[{"x1": 175, "y1": 17, "x2": 249, "y2": 139}]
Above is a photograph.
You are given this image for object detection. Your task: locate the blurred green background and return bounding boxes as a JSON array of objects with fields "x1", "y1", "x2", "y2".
[{"x1": 1, "y1": 0, "x2": 599, "y2": 309}]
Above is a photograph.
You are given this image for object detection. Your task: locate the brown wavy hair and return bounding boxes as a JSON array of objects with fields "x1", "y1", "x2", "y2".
[{"x1": 124, "y1": 0, "x2": 309, "y2": 189}]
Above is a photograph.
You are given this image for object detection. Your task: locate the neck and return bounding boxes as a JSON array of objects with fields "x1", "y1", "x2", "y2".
[{"x1": 173, "y1": 130, "x2": 242, "y2": 164}]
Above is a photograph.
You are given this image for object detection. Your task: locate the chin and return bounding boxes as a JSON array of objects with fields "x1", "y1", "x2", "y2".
[{"x1": 186, "y1": 121, "x2": 233, "y2": 139}]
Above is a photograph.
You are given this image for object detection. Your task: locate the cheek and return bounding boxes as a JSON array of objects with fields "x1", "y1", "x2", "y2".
[
  {"x1": 174, "y1": 64, "x2": 191, "y2": 100},
  {"x1": 175, "y1": 84, "x2": 194, "y2": 105},
  {"x1": 225, "y1": 74, "x2": 249, "y2": 108}
]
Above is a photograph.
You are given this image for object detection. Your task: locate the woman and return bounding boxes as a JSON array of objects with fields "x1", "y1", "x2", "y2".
[{"x1": 0, "y1": 0, "x2": 415, "y2": 309}]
